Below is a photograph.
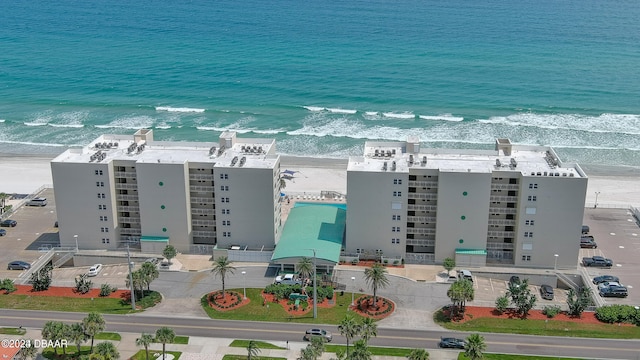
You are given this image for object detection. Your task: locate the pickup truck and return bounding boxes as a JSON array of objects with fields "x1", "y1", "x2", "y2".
[{"x1": 582, "y1": 256, "x2": 613, "y2": 267}]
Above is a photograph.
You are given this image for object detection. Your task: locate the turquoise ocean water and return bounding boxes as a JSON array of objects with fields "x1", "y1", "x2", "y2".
[{"x1": 1, "y1": 0, "x2": 639, "y2": 167}]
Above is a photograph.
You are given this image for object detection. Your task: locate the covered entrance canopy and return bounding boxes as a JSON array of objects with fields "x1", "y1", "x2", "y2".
[
  {"x1": 455, "y1": 248, "x2": 487, "y2": 268},
  {"x1": 140, "y1": 236, "x2": 169, "y2": 253}
]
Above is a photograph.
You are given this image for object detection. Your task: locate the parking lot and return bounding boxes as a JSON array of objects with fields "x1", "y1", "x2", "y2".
[{"x1": 471, "y1": 276, "x2": 569, "y2": 309}]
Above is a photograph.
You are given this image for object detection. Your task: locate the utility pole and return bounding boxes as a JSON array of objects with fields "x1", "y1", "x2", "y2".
[
  {"x1": 126, "y1": 244, "x2": 136, "y2": 311},
  {"x1": 305, "y1": 249, "x2": 318, "y2": 319}
]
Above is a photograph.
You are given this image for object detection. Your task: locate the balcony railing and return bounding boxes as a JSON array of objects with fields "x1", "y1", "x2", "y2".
[
  {"x1": 118, "y1": 217, "x2": 140, "y2": 224},
  {"x1": 117, "y1": 206, "x2": 139, "y2": 212},
  {"x1": 406, "y1": 228, "x2": 436, "y2": 235},
  {"x1": 116, "y1": 194, "x2": 139, "y2": 201},
  {"x1": 407, "y1": 204, "x2": 438, "y2": 211},
  {"x1": 192, "y1": 208, "x2": 215, "y2": 215},
  {"x1": 408, "y1": 181, "x2": 438, "y2": 188},
  {"x1": 190, "y1": 197, "x2": 215, "y2": 204},
  {"x1": 487, "y1": 231, "x2": 515, "y2": 238},
  {"x1": 486, "y1": 242, "x2": 515, "y2": 250},
  {"x1": 120, "y1": 228, "x2": 142, "y2": 235},
  {"x1": 406, "y1": 239, "x2": 435, "y2": 247},
  {"x1": 407, "y1": 216, "x2": 437, "y2": 223},
  {"x1": 192, "y1": 219, "x2": 216, "y2": 226},
  {"x1": 405, "y1": 253, "x2": 435, "y2": 264},
  {"x1": 490, "y1": 183, "x2": 520, "y2": 190},
  {"x1": 114, "y1": 183, "x2": 138, "y2": 190},
  {"x1": 488, "y1": 219, "x2": 517, "y2": 226},
  {"x1": 190, "y1": 185, "x2": 216, "y2": 192},
  {"x1": 408, "y1": 193, "x2": 438, "y2": 200},
  {"x1": 114, "y1": 171, "x2": 137, "y2": 178},
  {"x1": 189, "y1": 174, "x2": 215, "y2": 180},
  {"x1": 192, "y1": 230, "x2": 216, "y2": 238},
  {"x1": 488, "y1": 207, "x2": 517, "y2": 214},
  {"x1": 489, "y1": 195, "x2": 518, "y2": 202}
]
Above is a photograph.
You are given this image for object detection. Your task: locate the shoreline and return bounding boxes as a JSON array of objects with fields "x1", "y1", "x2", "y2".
[{"x1": 0, "y1": 153, "x2": 638, "y2": 208}]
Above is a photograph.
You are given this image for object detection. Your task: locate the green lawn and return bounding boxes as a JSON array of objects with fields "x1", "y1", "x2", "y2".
[
  {"x1": 131, "y1": 350, "x2": 182, "y2": 360},
  {"x1": 94, "y1": 332, "x2": 121, "y2": 341},
  {"x1": 325, "y1": 344, "x2": 415, "y2": 357},
  {"x1": 42, "y1": 345, "x2": 92, "y2": 359},
  {"x1": 459, "y1": 354, "x2": 584, "y2": 360},
  {"x1": 173, "y1": 336, "x2": 189, "y2": 344},
  {"x1": 0, "y1": 291, "x2": 161, "y2": 314},
  {"x1": 201, "y1": 288, "x2": 366, "y2": 324},
  {"x1": 0, "y1": 327, "x2": 26, "y2": 335},
  {"x1": 230, "y1": 340, "x2": 286, "y2": 350},
  {"x1": 435, "y1": 310, "x2": 640, "y2": 339},
  {"x1": 222, "y1": 356, "x2": 286, "y2": 360}
]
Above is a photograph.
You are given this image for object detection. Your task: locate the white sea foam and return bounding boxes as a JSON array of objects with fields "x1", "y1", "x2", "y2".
[
  {"x1": 478, "y1": 113, "x2": 640, "y2": 135},
  {"x1": 303, "y1": 106, "x2": 326, "y2": 112},
  {"x1": 419, "y1": 114, "x2": 464, "y2": 122},
  {"x1": 24, "y1": 122, "x2": 48, "y2": 127},
  {"x1": 48, "y1": 123, "x2": 85, "y2": 128},
  {"x1": 95, "y1": 115, "x2": 155, "y2": 130},
  {"x1": 156, "y1": 106, "x2": 205, "y2": 113},
  {"x1": 0, "y1": 119, "x2": 5, "y2": 123},
  {"x1": 382, "y1": 112, "x2": 415, "y2": 119},
  {"x1": 0, "y1": 139, "x2": 65, "y2": 147},
  {"x1": 326, "y1": 108, "x2": 357, "y2": 114},
  {"x1": 155, "y1": 124, "x2": 172, "y2": 130}
]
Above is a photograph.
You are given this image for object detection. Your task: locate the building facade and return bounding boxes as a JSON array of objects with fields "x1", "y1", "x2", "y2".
[
  {"x1": 51, "y1": 129, "x2": 282, "y2": 253},
  {"x1": 346, "y1": 138, "x2": 588, "y2": 269}
]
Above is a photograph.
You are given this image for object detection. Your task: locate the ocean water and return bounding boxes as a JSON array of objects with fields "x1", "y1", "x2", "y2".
[{"x1": 1, "y1": 0, "x2": 639, "y2": 168}]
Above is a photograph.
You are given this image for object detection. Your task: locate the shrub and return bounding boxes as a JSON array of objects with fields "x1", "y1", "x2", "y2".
[
  {"x1": 596, "y1": 304, "x2": 638, "y2": 324},
  {"x1": 393, "y1": 260, "x2": 400, "y2": 266},
  {"x1": 0, "y1": 279, "x2": 16, "y2": 294},
  {"x1": 495, "y1": 295, "x2": 509, "y2": 314},
  {"x1": 542, "y1": 305, "x2": 562, "y2": 318},
  {"x1": 100, "y1": 283, "x2": 116, "y2": 297},
  {"x1": 74, "y1": 274, "x2": 93, "y2": 294},
  {"x1": 351, "y1": 259, "x2": 359, "y2": 265}
]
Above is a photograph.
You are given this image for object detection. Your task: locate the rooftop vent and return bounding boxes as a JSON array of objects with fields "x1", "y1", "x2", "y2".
[
  {"x1": 239, "y1": 156, "x2": 246, "y2": 167},
  {"x1": 409, "y1": 154, "x2": 414, "y2": 165},
  {"x1": 374, "y1": 149, "x2": 380, "y2": 157},
  {"x1": 421, "y1": 156, "x2": 427, "y2": 166},
  {"x1": 231, "y1": 156, "x2": 239, "y2": 166},
  {"x1": 510, "y1": 158, "x2": 517, "y2": 168},
  {"x1": 391, "y1": 161, "x2": 396, "y2": 171},
  {"x1": 382, "y1": 162, "x2": 388, "y2": 171},
  {"x1": 496, "y1": 159, "x2": 502, "y2": 167},
  {"x1": 209, "y1": 146, "x2": 217, "y2": 155}
]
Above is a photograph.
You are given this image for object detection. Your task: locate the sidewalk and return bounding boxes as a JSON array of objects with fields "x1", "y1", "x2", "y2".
[{"x1": 9, "y1": 328, "x2": 459, "y2": 360}]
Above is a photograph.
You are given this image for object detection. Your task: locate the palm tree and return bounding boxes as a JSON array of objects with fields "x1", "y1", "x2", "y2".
[
  {"x1": 447, "y1": 279, "x2": 474, "y2": 316},
  {"x1": 155, "y1": 327, "x2": 175, "y2": 360},
  {"x1": 363, "y1": 263, "x2": 390, "y2": 309},
  {"x1": 465, "y1": 333, "x2": 486, "y2": 360},
  {"x1": 140, "y1": 262, "x2": 159, "y2": 292},
  {"x1": 406, "y1": 348, "x2": 430, "y2": 360},
  {"x1": 136, "y1": 333, "x2": 154, "y2": 360},
  {"x1": 68, "y1": 323, "x2": 88, "y2": 354},
  {"x1": 297, "y1": 257, "x2": 314, "y2": 286},
  {"x1": 360, "y1": 317, "x2": 378, "y2": 343},
  {"x1": 211, "y1": 256, "x2": 236, "y2": 299},
  {"x1": 95, "y1": 341, "x2": 120, "y2": 360},
  {"x1": 338, "y1": 313, "x2": 362, "y2": 358},
  {"x1": 16, "y1": 339, "x2": 37, "y2": 360},
  {"x1": 125, "y1": 269, "x2": 145, "y2": 300},
  {"x1": 298, "y1": 346, "x2": 316, "y2": 360},
  {"x1": 350, "y1": 339, "x2": 372, "y2": 360},
  {"x1": 82, "y1": 312, "x2": 106, "y2": 353},
  {"x1": 309, "y1": 336, "x2": 326, "y2": 358},
  {"x1": 246, "y1": 340, "x2": 261, "y2": 360},
  {"x1": 42, "y1": 321, "x2": 64, "y2": 355},
  {"x1": 0, "y1": 192, "x2": 7, "y2": 214}
]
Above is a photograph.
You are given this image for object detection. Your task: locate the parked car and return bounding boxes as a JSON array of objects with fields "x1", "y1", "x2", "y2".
[
  {"x1": 458, "y1": 269, "x2": 473, "y2": 282},
  {"x1": 582, "y1": 256, "x2": 613, "y2": 267},
  {"x1": 580, "y1": 236, "x2": 597, "y2": 249},
  {"x1": 439, "y1": 337, "x2": 467, "y2": 349},
  {"x1": 599, "y1": 286, "x2": 628, "y2": 298},
  {"x1": 275, "y1": 273, "x2": 301, "y2": 285},
  {"x1": 0, "y1": 229, "x2": 6, "y2": 236},
  {"x1": 304, "y1": 328, "x2": 332, "y2": 342},
  {"x1": 582, "y1": 225, "x2": 590, "y2": 234},
  {"x1": 26, "y1": 197, "x2": 47, "y2": 206},
  {"x1": 593, "y1": 275, "x2": 619, "y2": 285},
  {"x1": 87, "y1": 264, "x2": 103, "y2": 277},
  {"x1": 1, "y1": 219, "x2": 17, "y2": 227},
  {"x1": 539, "y1": 284, "x2": 554, "y2": 300},
  {"x1": 597, "y1": 281, "x2": 622, "y2": 290},
  {"x1": 8, "y1": 261, "x2": 31, "y2": 270}
]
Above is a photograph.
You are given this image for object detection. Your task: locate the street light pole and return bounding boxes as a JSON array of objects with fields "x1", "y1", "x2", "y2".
[
  {"x1": 305, "y1": 248, "x2": 318, "y2": 319},
  {"x1": 554, "y1": 254, "x2": 559, "y2": 271},
  {"x1": 351, "y1": 276, "x2": 356, "y2": 308},
  {"x1": 242, "y1": 270, "x2": 247, "y2": 299},
  {"x1": 594, "y1": 191, "x2": 600, "y2": 208},
  {"x1": 74, "y1": 234, "x2": 78, "y2": 251},
  {"x1": 126, "y1": 244, "x2": 136, "y2": 311}
]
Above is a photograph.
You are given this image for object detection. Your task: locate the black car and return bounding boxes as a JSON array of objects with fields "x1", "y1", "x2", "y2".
[
  {"x1": 0, "y1": 229, "x2": 6, "y2": 236},
  {"x1": 1, "y1": 219, "x2": 17, "y2": 227},
  {"x1": 8, "y1": 261, "x2": 31, "y2": 270},
  {"x1": 593, "y1": 275, "x2": 619, "y2": 285},
  {"x1": 439, "y1": 337, "x2": 466, "y2": 349},
  {"x1": 539, "y1": 284, "x2": 554, "y2": 300},
  {"x1": 599, "y1": 286, "x2": 628, "y2": 298}
]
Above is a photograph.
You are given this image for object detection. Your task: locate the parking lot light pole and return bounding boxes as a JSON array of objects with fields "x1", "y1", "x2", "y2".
[
  {"x1": 351, "y1": 276, "x2": 356, "y2": 308},
  {"x1": 242, "y1": 270, "x2": 247, "y2": 299},
  {"x1": 554, "y1": 254, "x2": 559, "y2": 270},
  {"x1": 594, "y1": 191, "x2": 600, "y2": 208},
  {"x1": 126, "y1": 244, "x2": 136, "y2": 311}
]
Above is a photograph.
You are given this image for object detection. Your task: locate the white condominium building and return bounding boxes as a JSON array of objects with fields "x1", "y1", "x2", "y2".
[
  {"x1": 51, "y1": 129, "x2": 282, "y2": 253},
  {"x1": 346, "y1": 138, "x2": 588, "y2": 269}
]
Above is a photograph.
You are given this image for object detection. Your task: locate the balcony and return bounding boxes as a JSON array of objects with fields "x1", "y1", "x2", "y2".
[
  {"x1": 192, "y1": 219, "x2": 216, "y2": 226},
  {"x1": 114, "y1": 171, "x2": 137, "y2": 178},
  {"x1": 116, "y1": 194, "x2": 139, "y2": 201},
  {"x1": 189, "y1": 173, "x2": 215, "y2": 180},
  {"x1": 408, "y1": 181, "x2": 438, "y2": 187},
  {"x1": 117, "y1": 206, "x2": 139, "y2": 212},
  {"x1": 407, "y1": 204, "x2": 437, "y2": 211},
  {"x1": 406, "y1": 216, "x2": 437, "y2": 223},
  {"x1": 192, "y1": 208, "x2": 215, "y2": 215},
  {"x1": 486, "y1": 242, "x2": 515, "y2": 250},
  {"x1": 406, "y1": 239, "x2": 435, "y2": 247},
  {"x1": 114, "y1": 183, "x2": 138, "y2": 190},
  {"x1": 190, "y1": 197, "x2": 215, "y2": 204},
  {"x1": 120, "y1": 228, "x2": 142, "y2": 236},
  {"x1": 488, "y1": 219, "x2": 517, "y2": 226},
  {"x1": 491, "y1": 183, "x2": 520, "y2": 190},
  {"x1": 487, "y1": 231, "x2": 515, "y2": 238},
  {"x1": 489, "y1": 195, "x2": 518, "y2": 202},
  {"x1": 192, "y1": 230, "x2": 216, "y2": 238},
  {"x1": 488, "y1": 207, "x2": 517, "y2": 214},
  {"x1": 190, "y1": 185, "x2": 216, "y2": 192},
  {"x1": 408, "y1": 193, "x2": 438, "y2": 200},
  {"x1": 118, "y1": 217, "x2": 141, "y2": 224},
  {"x1": 406, "y1": 228, "x2": 436, "y2": 235}
]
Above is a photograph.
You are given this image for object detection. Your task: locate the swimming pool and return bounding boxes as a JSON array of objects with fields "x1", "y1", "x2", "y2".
[{"x1": 293, "y1": 202, "x2": 347, "y2": 210}]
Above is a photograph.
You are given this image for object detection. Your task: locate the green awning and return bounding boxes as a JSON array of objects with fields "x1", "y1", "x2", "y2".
[
  {"x1": 455, "y1": 248, "x2": 487, "y2": 255},
  {"x1": 140, "y1": 236, "x2": 170, "y2": 242}
]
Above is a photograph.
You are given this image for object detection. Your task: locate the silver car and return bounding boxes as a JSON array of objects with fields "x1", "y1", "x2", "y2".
[{"x1": 304, "y1": 328, "x2": 332, "y2": 342}]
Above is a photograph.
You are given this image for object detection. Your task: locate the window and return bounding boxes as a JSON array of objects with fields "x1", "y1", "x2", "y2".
[
  {"x1": 95, "y1": 170, "x2": 103, "y2": 176},
  {"x1": 99, "y1": 216, "x2": 108, "y2": 221},
  {"x1": 524, "y1": 231, "x2": 533, "y2": 238},
  {"x1": 96, "y1": 181, "x2": 104, "y2": 187},
  {"x1": 525, "y1": 220, "x2": 535, "y2": 226},
  {"x1": 219, "y1": 174, "x2": 228, "y2": 180},
  {"x1": 222, "y1": 220, "x2": 230, "y2": 226},
  {"x1": 525, "y1": 207, "x2": 536, "y2": 215},
  {"x1": 222, "y1": 209, "x2": 230, "y2": 215},
  {"x1": 375, "y1": 249, "x2": 383, "y2": 255},
  {"x1": 528, "y1": 183, "x2": 538, "y2": 189},
  {"x1": 223, "y1": 232, "x2": 231, "y2": 237},
  {"x1": 392, "y1": 215, "x2": 401, "y2": 221},
  {"x1": 356, "y1": 248, "x2": 363, "y2": 254},
  {"x1": 100, "y1": 227, "x2": 109, "y2": 233},
  {"x1": 393, "y1": 179, "x2": 402, "y2": 185},
  {"x1": 521, "y1": 255, "x2": 531, "y2": 261},
  {"x1": 393, "y1": 191, "x2": 402, "y2": 197},
  {"x1": 97, "y1": 193, "x2": 105, "y2": 199},
  {"x1": 392, "y1": 238, "x2": 400, "y2": 244},
  {"x1": 102, "y1": 238, "x2": 110, "y2": 244},
  {"x1": 392, "y1": 226, "x2": 400, "y2": 232},
  {"x1": 527, "y1": 195, "x2": 537, "y2": 202},
  {"x1": 220, "y1": 185, "x2": 229, "y2": 191},
  {"x1": 220, "y1": 197, "x2": 230, "y2": 203},
  {"x1": 98, "y1": 205, "x2": 107, "y2": 210}
]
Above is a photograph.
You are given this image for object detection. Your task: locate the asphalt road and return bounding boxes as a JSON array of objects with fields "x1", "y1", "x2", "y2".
[{"x1": 1, "y1": 310, "x2": 638, "y2": 359}]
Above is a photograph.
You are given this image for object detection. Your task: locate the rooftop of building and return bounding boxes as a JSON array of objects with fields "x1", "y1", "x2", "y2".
[
  {"x1": 348, "y1": 138, "x2": 586, "y2": 178},
  {"x1": 51, "y1": 129, "x2": 279, "y2": 169}
]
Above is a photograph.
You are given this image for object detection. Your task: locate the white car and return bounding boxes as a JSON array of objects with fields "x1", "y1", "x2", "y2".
[
  {"x1": 597, "y1": 281, "x2": 621, "y2": 290},
  {"x1": 87, "y1": 264, "x2": 103, "y2": 277}
]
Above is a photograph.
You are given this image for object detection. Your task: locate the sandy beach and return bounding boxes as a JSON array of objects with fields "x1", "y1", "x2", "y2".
[{"x1": 0, "y1": 153, "x2": 638, "y2": 208}]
